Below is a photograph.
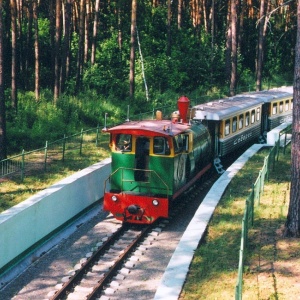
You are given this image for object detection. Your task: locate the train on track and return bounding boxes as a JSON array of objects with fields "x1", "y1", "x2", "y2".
[{"x1": 103, "y1": 86, "x2": 293, "y2": 224}]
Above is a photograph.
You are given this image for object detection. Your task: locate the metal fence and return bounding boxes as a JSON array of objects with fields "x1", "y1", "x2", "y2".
[
  {"x1": 0, "y1": 126, "x2": 105, "y2": 181},
  {"x1": 0, "y1": 107, "x2": 172, "y2": 182},
  {"x1": 235, "y1": 124, "x2": 292, "y2": 300}
]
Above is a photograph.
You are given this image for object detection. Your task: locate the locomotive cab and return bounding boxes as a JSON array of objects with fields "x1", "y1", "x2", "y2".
[{"x1": 103, "y1": 97, "x2": 213, "y2": 224}]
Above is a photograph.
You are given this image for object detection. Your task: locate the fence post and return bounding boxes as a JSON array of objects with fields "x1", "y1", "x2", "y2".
[
  {"x1": 244, "y1": 205, "x2": 248, "y2": 246},
  {"x1": 283, "y1": 132, "x2": 287, "y2": 154},
  {"x1": 276, "y1": 139, "x2": 280, "y2": 162},
  {"x1": 272, "y1": 142, "x2": 277, "y2": 171},
  {"x1": 80, "y1": 128, "x2": 83, "y2": 155},
  {"x1": 62, "y1": 134, "x2": 66, "y2": 162},
  {"x1": 258, "y1": 170, "x2": 262, "y2": 205},
  {"x1": 251, "y1": 191, "x2": 254, "y2": 226},
  {"x1": 21, "y1": 149, "x2": 25, "y2": 181},
  {"x1": 96, "y1": 124, "x2": 99, "y2": 147},
  {"x1": 44, "y1": 141, "x2": 48, "y2": 171}
]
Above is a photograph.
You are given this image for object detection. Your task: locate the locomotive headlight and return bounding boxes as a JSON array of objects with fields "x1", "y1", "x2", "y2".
[
  {"x1": 152, "y1": 199, "x2": 159, "y2": 206},
  {"x1": 111, "y1": 195, "x2": 118, "y2": 202}
]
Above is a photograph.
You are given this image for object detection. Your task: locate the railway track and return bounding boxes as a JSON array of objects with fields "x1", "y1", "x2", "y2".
[
  {"x1": 49, "y1": 221, "x2": 161, "y2": 300},
  {"x1": 2, "y1": 166, "x2": 222, "y2": 300},
  {"x1": 48, "y1": 174, "x2": 220, "y2": 300}
]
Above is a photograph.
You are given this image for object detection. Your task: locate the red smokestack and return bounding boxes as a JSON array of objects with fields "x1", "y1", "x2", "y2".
[{"x1": 177, "y1": 96, "x2": 190, "y2": 123}]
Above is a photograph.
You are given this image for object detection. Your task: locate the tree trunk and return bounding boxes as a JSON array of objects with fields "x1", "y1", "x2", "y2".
[
  {"x1": 91, "y1": 0, "x2": 100, "y2": 64},
  {"x1": 256, "y1": 0, "x2": 266, "y2": 91},
  {"x1": 0, "y1": 0, "x2": 7, "y2": 160},
  {"x1": 75, "y1": 0, "x2": 86, "y2": 93},
  {"x1": 61, "y1": 0, "x2": 72, "y2": 93},
  {"x1": 225, "y1": 1, "x2": 232, "y2": 82},
  {"x1": 167, "y1": 0, "x2": 171, "y2": 56},
  {"x1": 33, "y1": 0, "x2": 40, "y2": 101},
  {"x1": 129, "y1": 0, "x2": 137, "y2": 100},
  {"x1": 84, "y1": 0, "x2": 90, "y2": 63},
  {"x1": 178, "y1": 0, "x2": 182, "y2": 29},
  {"x1": 11, "y1": 0, "x2": 18, "y2": 111},
  {"x1": 54, "y1": 0, "x2": 62, "y2": 101},
  {"x1": 25, "y1": 1, "x2": 33, "y2": 91},
  {"x1": 117, "y1": 1, "x2": 122, "y2": 50},
  {"x1": 230, "y1": 0, "x2": 237, "y2": 96},
  {"x1": 284, "y1": 0, "x2": 300, "y2": 238},
  {"x1": 49, "y1": 0, "x2": 55, "y2": 90},
  {"x1": 210, "y1": 0, "x2": 215, "y2": 48}
]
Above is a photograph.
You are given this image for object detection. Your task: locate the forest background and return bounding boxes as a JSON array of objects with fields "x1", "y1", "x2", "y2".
[{"x1": 0, "y1": 0, "x2": 296, "y2": 159}]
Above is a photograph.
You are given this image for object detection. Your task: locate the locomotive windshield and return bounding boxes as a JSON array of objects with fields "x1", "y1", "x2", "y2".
[
  {"x1": 153, "y1": 137, "x2": 170, "y2": 155},
  {"x1": 115, "y1": 134, "x2": 132, "y2": 151}
]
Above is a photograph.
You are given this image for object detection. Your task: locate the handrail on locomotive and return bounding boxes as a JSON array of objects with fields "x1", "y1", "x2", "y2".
[{"x1": 104, "y1": 167, "x2": 169, "y2": 196}]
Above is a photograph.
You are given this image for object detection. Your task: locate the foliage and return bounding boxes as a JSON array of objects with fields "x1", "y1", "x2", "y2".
[{"x1": 2, "y1": 1, "x2": 295, "y2": 155}]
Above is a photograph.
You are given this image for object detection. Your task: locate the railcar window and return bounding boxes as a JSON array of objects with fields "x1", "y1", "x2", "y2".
[
  {"x1": 279, "y1": 101, "x2": 283, "y2": 113},
  {"x1": 291, "y1": 99, "x2": 293, "y2": 109},
  {"x1": 225, "y1": 119, "x2": 230, "y2": 136},
  {"x1": 272, "y1": 103, "x2": 277, "y2": 115},
  {"x1": 153, "y1": 137, "x2": 170, "y2": 155},
  {"x1": 239, "y1": 114, "x2": 244, "y2": 129},
  {"x1": 256, "y1": 107, "x2": 260, "y2": 121},
  {"x1": 285, "y1": 100, "x2": 289, "y2": 111},
  {"x1": 251, "y1": 110, "x2": 255, "y2": 124},
  {"x1": 232, "y1": 117, "x2": 237, "y2": 133},
  {"x1": 245, "y1": 112, "x2": 250, "y2": 127},
  {"x1": 116, "y1": 134, "x2": 132, "y2": 151}
]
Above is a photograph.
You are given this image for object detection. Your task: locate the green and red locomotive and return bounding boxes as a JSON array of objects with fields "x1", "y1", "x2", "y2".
[{"x1": 103, "y1": 97, "x2": 212, "y2": 224}]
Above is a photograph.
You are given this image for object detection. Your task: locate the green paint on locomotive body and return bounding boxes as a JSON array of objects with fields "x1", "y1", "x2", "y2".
[
  {"x1": 148, "y1": 155, "x2": 174, "y2": 195},
  {"x1": 109, "y1": 152, "x2": 175, "y2": 197},
  {"x1": 106, "y1": 118, "x2": 213, "y2": 202}
]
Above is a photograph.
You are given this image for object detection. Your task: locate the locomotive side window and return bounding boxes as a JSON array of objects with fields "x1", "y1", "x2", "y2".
[
  {"x1": 232, "y1": 117, "x2": 237, "y2": 133},
  {"x1": 245, "y1": 112, "x2": 250, "y2": 127},
  {"x1": 279, "y1": 101, "x2": 283, "y2": 113},
  {"x1": 239, "y1": 114, "x2": 244, "y2": 129},
  {"x1": 173, "y1": 137, "x2": 179, "y2": 153},
  {"x1": 173, "y1": 134, "x2": 184, "y2": 153},
  {"x1": 272, "y1": 103, "x2": 278, "y2": 115},
  {"x1": 225, "y1": 119, "x2": 230, "y2": 136},
  {"x1": 251, "y1": 110, "x2": 255, "y2": 124},
  {"x1": 182, "y1": 135, "x2": 189, "y2": 152},
  {"x1": 116, "y1": 134, "x2": 132, "y2": 151},
  {"x1": 153, "y1": 137, "x2": 170, "y2": 155}
]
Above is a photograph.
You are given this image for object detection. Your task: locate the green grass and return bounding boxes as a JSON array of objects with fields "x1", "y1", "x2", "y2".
[
  {"x1": 180, "y1": 146, "x2": 292, "y2": 300},
  {"x1": 0, "y1": 133, "x2": 110, "y2": 213}
]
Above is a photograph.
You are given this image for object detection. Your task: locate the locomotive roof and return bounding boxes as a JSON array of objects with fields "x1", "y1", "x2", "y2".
[
  {"x1": 104, "y1": 119, "x2": 191, "y2": 136},
  {"x1": 193, "y1": 87, "x2": 293, "y2": 121}
]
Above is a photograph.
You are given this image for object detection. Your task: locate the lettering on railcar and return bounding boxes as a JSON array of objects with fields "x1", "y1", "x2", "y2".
[{"x1": 233, "y1": 132, "x2": 253, "y2": 145}]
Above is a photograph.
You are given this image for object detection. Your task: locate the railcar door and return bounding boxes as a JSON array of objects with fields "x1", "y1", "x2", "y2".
[
  {"x1": 135, "y1": 137, "x2": 150, "y2": 181},
  {"x1": 261, "y1": 102, "x2": 270, "y2": 133}
]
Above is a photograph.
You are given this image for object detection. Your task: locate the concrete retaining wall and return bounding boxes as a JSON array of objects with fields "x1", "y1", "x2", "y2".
[
  {"x1": 267, "y1": 122, "x2": 292, "y2": 146},
  {"x1": 0, "y1": 158, "x2": 111, "y2": 273}
]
